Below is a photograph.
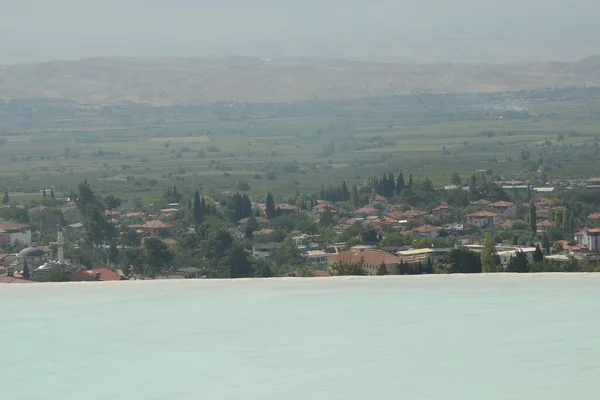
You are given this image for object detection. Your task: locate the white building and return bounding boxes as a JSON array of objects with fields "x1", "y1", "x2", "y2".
[
  {"x1": 252, "y1": 242, "x2": 279, "y2": 259},
  {"x1": 304, "y1": 250, "x2": 330, "y2": 268},
  {"x1": 490, "y1": 201, "x2": 517, "y2": 219},
  {"x1": 466, "y1": 211, "x2": 499, "y2": 228},
  {"x1": 0, "y1": 222, "x2": 32, "y2": 246},
  {"x1": 411, "y1": 225, "x2": 440, "y2": 239},
  {"x1": 575, "y1": 229, "x2": 600, "y2": 252}
]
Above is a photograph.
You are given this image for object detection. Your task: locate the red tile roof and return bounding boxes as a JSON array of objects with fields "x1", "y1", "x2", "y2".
[
  {"x1": 412, "y1": 224, "x2": 440, "y2": 233},
  {"x1": 470, "y1": 199, "x2": 491, "y2": 205},
  {"x1": 536, "y1": 220, "x2": 553, "y2": 227},
  {"x1": 70, "y1": 268, "x2": 121, "y2": 282},
  {"x1": 253, "y1": 228, "x2": 275, "y2": 236},
  {"x1": 589, "y1": 213, "x2": 600, "y2": 220},
  {"x1": 500, "y1": 220, "x2": 526, "y2": 228},
  {"x1": 490, "y1": 201, "x2": 515, "y2": 207},
  {"x1": 104, "y1": 210, "x2": 121, "y2": 216},
  {"x1": 142, "y1": 220, "x2": 172, "y2": 229},
  {"x1": 0, "y1": 222, "x2": 31, "y2": 231},
  {"x1": 329, "y1": 250, "x2": 401, "y2": 266},
  {"x1": 277, "y1": 204, "x2": 298, "y2": 211},
  {"x1": 385, "y1": 209, "x2": 426, "y2": 219},
  {"x1": 432, "y1": 204, "x2": 453, "y2": 211},
  {"x1": 353, "y1": 207, "x2": 379, "y2": 215},
  {"x1": 467, "y1": 211, "x2": 498, "y2": 217}
]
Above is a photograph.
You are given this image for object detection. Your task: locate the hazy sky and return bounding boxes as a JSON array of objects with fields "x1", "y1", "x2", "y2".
[{"x1": 1, "y1": 0, "x2": 598, "y2": 64}]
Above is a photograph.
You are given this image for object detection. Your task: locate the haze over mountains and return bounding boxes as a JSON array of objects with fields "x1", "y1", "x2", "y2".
[{"x1": 1, "y1": 0, "x2": 599, "y2": 104}]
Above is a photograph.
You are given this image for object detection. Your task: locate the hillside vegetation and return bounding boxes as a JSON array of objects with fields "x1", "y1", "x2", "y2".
[{"x1": 1, "y1": 56, "x2": 600, "y2": 105}]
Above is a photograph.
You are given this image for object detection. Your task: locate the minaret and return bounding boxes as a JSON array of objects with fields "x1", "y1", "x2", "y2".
[{"x1": 57, "y1": 218, "x2": 64, "y2": 263}]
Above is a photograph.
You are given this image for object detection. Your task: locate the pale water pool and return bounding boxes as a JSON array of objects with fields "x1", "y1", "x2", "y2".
[{"x1": 2, "y1": 274, "x2": 600, "y2": 399}]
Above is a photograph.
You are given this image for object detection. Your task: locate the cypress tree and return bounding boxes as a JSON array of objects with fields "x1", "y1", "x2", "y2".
[
  {"x1": 481, "y1": 233, "x2": 501, "y2": 273},
  {"x1": 351, "y1": 185, "x2": 360, "y2": 208},
  {"x1": 396, "y1": 173, "x2": 405, "y2": 196},
  {"x1": 43, "y1": 188, "x2": 47, "y2": 198},
  {"x1": 341, "y1": 181, "x2": 349, "y2": 202},
  {"x1": 408, "y1": 174, "x2": 413, "y2": 188},
  {"x1": 2, "y1": 190, "x2": 9, "y2": 205},
  {"x1": 533, "y1": 244, "x2": 544, "y2": 263},
  {"x1": 193, "y1": 191, "x2": 204, "y2": 225},
  {"x1": 529, "y1": 202, "x2": 537, "y2": 238},
  {"x1": 22, "y1": 260, "x2": 30, "y2": 280},
  {"x1": 50, "y1": 188, "x2": 56, "y2": 199},
  {"x1": 265, "y1": 192, "x2": 276, "y2": 219}
]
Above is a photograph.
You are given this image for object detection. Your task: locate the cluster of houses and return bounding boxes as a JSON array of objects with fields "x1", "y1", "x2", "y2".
[{"x1": 5, "y1": 175, "x2": 600, "y2": 283}]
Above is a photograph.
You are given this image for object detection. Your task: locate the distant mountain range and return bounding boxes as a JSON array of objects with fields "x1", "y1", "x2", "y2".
[{"x1": 1, "y1": 56, "x2": 600, "y2": 105}]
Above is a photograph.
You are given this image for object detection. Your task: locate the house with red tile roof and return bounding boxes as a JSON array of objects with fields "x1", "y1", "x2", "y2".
[
  {"x1": 490, "y1": 201, "x2": 516, "y2": 219},
  {"x1": 470, "y1": 199, "x2": 492, "y2": 207},
  {"x1": 466, "y1": 211, "x2": 499, "y2": 228},
  {"x1": 575, "y1": 228, "x2": 600, "y2": 251},
  {"x1": 312, "y1": 203, "x2": 339, "y2": 214},
  {"x1": 353, "y1": 207, "x2": 379, "y2": 216},
  {"x1": 588, "y1": 212, "x2": 600, "y2": 222},
  {"x1": 328, "y1": 249, "x2": 403, "y2": 275},
  {"x1": 104, "y1": 210, "x2": 122, "y2": 217},
  {"x1": 411, "y1": 224, "x2": 441, "y2": 239},
  {"x1": 500, "y1": 220, "x2": 526, "y2": 229},
  {"x1": 385, "y1": 209, "x2": 426, "y2": 220},
  {"x1": 0, "y1": 221, "x2": 32, "y2": 246},
  {"x1": 276, "y1": 204, "x2": 298, "y2": 214},
  {"x1": 162, "y1": 238, "x2": 177, "y2": 249},
  {"x1": 70, "y1": 268, "x2": 121, "y2": 282},
  {"x1": 432, "y1": 204, "x2": 453, "y2": 220},
  {"x1": 536, "y1": 220, "x2": 553, "y2": 232}
]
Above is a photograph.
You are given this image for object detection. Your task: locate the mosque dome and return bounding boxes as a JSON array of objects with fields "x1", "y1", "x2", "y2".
[{"x1": 17, "y1": 247, "x2": 46, "y2": 258}]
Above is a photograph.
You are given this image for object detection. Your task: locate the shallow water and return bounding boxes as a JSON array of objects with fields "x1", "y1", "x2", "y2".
[{"x1": 2, "y1": 275, "x2": 600, "y2": 400}]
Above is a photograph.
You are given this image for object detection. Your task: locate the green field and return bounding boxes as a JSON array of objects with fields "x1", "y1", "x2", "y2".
[{"x1": 2, "y1": 87, "x2": 600, "y2": 203}]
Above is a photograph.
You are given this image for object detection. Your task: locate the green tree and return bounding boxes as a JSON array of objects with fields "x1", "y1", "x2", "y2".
[
  {"x1": 271, "y1": 237, "x2": 304, "y2": 271},
  {"x1": 42, "y1": 188, "x2": 47, "y2": 199},
  {"x1": 468, "y1": 174, "x2": 478, "y2": 199},
  {"x1": 533, "y1": 244, "x2": 544, "y2": 263},
  {"x1": 351, "y1": 184, "x2": 360, "y2": 207},
  {"x1": 507, "y1": 251, "x2": 530, "y2": 273},
  {"x1": 296, "y1": 266, "x2": 316, "y2": 277},
  {"x1": 265, "y1": 192, "x2": 276, "y2": 219},
  {"x1": 360, "y1": 227, "x2": 379, "y2": 244},
  {"x1": 425, "y1": 257, "x2": 434, "y2": 274},
  {"x1": 75, "y1": 180, "x2": 115, "y2": 246},
  {"x1": 254, "y1": 259, "x2": 274, "y2": 278},
  {"x1": 443, "y1": 248, "x2": 482, "y2": 274},
  {"x1": 144, "y1": 237, "x2": 173, "y2": 277},
  {"x1": 481, "y1": 233, "x2": 501, "y2": 272},
  {"x1": 376, "y1": 262, "x2": 389, "y2": 276},
  {"x1": 193, "y1": 191, "x2": 205, "y2": 226},
  {"x1": 228, "y1": 245, "x2": 254, "y2": 278},
  {"x1": 450, "y1": 172, "x2": 462, "y2": 185},
  {"x1": 330, "y1": 258, "x2": 366, "y2": 276},
  {"x1": 50, "y1": 188, "x2": 56, "y2": 199},
  {"x1": 2, "y1": 190, "x2": 9, "y2": 205},
  {"x1": 22, "y1": 261, "x2": 30, "y2": 279},
  {"x1": 396, "y1": 173, "x2": 405, "y2": 196},
  {"x1": 529, "y1": 202, "x2": 537, "y2": 238},
  {"x1": 541, "y1": 232, "x2": 550, "y2": 254},
  {"x1": 104, "y1": 195, "x2": 122, "y2": 211},
  {"x1": 319, "y1": 206, "x2": 335, "y2": 228}
]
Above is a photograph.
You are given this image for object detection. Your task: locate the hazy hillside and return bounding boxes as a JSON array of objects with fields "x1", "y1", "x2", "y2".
[{"x1": 1, "y1": 56, "x2": 600, "y2": 105}]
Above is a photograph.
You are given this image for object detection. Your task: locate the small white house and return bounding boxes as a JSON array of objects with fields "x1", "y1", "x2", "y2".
[
  {"x1": 0, "y1": 222, "x2": 32, "y2": 246},
  {"x1": 252, "y1": 242, "x2": 279, "y2": 259}
]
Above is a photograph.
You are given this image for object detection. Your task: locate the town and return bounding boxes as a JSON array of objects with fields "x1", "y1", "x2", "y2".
[{"x1": 2, "y1": 170, "x2": 600, "y2": 284}]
